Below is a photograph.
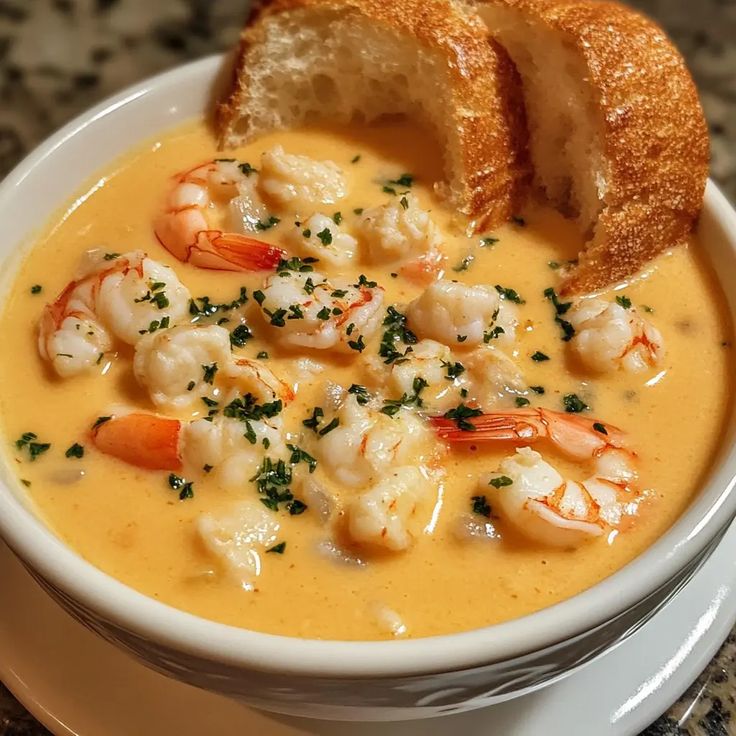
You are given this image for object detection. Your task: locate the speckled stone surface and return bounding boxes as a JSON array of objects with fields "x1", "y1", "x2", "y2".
[{"x1": 0, "y1": 1, "x2": 734, "y2": 734}]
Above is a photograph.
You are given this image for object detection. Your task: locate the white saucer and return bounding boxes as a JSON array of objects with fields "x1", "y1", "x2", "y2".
[{"x1": 1, "y1": 523, "x2": 735, "y2": 736}]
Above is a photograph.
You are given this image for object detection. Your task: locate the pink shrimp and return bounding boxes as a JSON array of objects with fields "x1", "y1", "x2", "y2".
[{"x1": 154, "y1": 160, "x2": 285, "y2": 272}]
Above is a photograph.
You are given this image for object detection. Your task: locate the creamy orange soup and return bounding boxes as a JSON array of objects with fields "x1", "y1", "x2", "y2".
[{"x1": 0, "y1": 120, "x2": 731, "y2": 640}]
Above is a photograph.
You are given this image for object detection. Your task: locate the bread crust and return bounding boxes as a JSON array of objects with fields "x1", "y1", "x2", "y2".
[
  {"x1": 216, "y1": 0, "x2": 530, "y2": 230},
  {"x1": 476, "y1": 0, "x2": 709, "y2": 294}
]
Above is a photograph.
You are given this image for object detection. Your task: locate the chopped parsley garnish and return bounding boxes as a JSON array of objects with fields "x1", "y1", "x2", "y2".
[
  {"x1": 489, "y1": 475, "x2": 513, "y2": 488},
  {"x1": 443, "y1": 402, "x2": 483, "y2": 431},
  {"x1": 348, "y1": 334, "x2": 366, "y2": 352},
  {"x1": 316, "y1": 306, "x2": 331, "y2": 320},
  {"x1": 203, "y1": 464, "x2": 213, "y2": 473},
  {"x1": 495, "y1": 284, "x2": 525, "y2": 304},
  {"x1": 92, "y1": 416, "x2": 112, "y2": 429},
  {"x1": 267, "y1": 541, "x2": 286, "y2": 554},
  {"x1": 138, "y1": 316, "x2": 170, "y2": 334},
  {"x1": 250, "y1": 457, "x2": 307, "y2": 514},
  {"x1": 257, "y1": 351, "x2": 269, "y2": 359},
  {"x1": 471, "y1": 495, "x2": 492, "y2": 518},
  {"x1": 616, "y1": 294, "x2": 632, "y2": 309},
  {"x1": 255, "y1": 215, "x2": 280, "y2": 231},
  {"x1": 303, "y1": 277, "x2": 316, "y2": 295},
  {"x1": 381, "y1": 377, "x2": 428, "y2": 416},
  {"x1": 548, "y1": 261, "x2": 561, "y2": 270},
  {"x1": 316, "y1": 228, "x2": 333, "y2": 246},
  {"x1": 253, "y1": 290, "x2": 266, "y2": 305},
  {"x1": 483, "y1": 325, "x2": 505, "y2": 343},
  {"x1": 303, "y1": 406, "x2": 324, "y2": 431},
  {"x1": 266, "y1": 307, "x2": 287, "y2": 327},
  {"x1": 15, "y1": 432, "x2": 51, "y2": 461},
  {"x1": 223, "y1": 394, "x2": 283, "y2": 422},
  {"x1": 354, "y1": 274, "x2": 377, "y2": 288},
  {"x1": 239, "y1": 162, "x2": 257, "y2": 176},
  {"x1": 593, "y1": 422, "x2": 608, "y2": 435},
  {"x1": 302, "y1": 228, "x2": 312, "y2": 238},
  {"x1": 378, "y1": 306, "x2": 417, "y2": 364},
  {"x1": 480, "y1": 236, "x2": 499, "y2": 247},
  {"x1": 353, "y1": 207, "x2": 364, "y2": 215},
  {"x1": 530, "y1": 385, "x2": 545, "y2": 394},
  {"x1": 168, "y1": 473, "x2": 194, "y2": 500},
  {"x1": 103, "y1": 252, "x2": 120, "y2": 261},
  {"x1": 318, "y1": 417, "x2": 340, "y2": 436},
  {"x1": 543, "y1": 287, "x2": 575, "y2": 341},
  {"x1": 453, "y1": 254, "x2": 474, "y2": 272},
  {"x1": 333, "y1": 211, "x2": 343, "y2": 225},
  {"x1": 189, "y1": 286, "x2": 248, "y2": 322},
  {"x1": 515, "y1": 397, "x2": 530, "y2": 407},
  {"x1": 457, "y1": 335, "x2": 467, "y2": 343},
  {"x1": 288, "y1": 304, "x2": 305, "y2": 320},
  {"x1": 30, "y1": 284, "x2": 42, "y2": 294},
  {"x1": 276, "y1": 256, "x2": 317, "y2": 274},
  {"x1": 642, "y1": 305, "x2": 654, "y2": 314},
  {"x1": 65, "y1": 443, "x2": 84, "y2": 459},
  {"x1": 201, "y1": 363, "x2": 218, "y2": 385},
  {"x1": 348, "y1": 384, "x2": 371, "y2": 405},
  {"x1": 243, "y1": 421, "x2": 257, "y2": 445},
  {"x1": 187, "y1": 380, "x2": 196, "y2": 391},
  {"x1": 399, "y1": 195, "x2": 409, "y2": 210},
  {"x1": 287, "y1": 443, "x2": 317, "y2": 473},
  {"x1": 351, "y1": 154, "x2": 361, "y2": 164},
  {"x1": 441, "y1": 360, "x2": 465, "y2": 380},
  {"x1": 563, "y1": 393, "x2": 589, "y2": 413},
  {"x1": 331, "y1": 289, "x2": 348, "y2": 298},
  {"x1": 201, "y1": 396, "x2": 218, "y2": 408},
  {"x1": 230, "y1": 324, "x2": 252, "y2": 348},
  {"x1": 20, "y1": 479, "x2": 31, "y2": 487},
  {"x1": 531, "y1": 351, "x2": 549, "y2": 362},
  {"x1": 388, "y1": 173, "x2": 413, "y2": 188}
]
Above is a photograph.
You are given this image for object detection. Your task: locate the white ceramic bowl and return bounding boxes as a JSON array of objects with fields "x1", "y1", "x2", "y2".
[{"x1": 0, "y1": 55, "x2": 735, "y2": 722}]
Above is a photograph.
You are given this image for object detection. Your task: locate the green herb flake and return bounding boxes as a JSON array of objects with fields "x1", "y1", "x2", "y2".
[
  {"x1": 495, "y1": 285, "x2": 525, "y2": 304},
  {"x1": 348, "y1": 334, "x2": 366, "y2": 353},
  {"x1": 65, "y1": 443, "x2": 84, "y2": 459},
  {"x1": 563, "y1": 393, "x2": 589, "y2": 413},
  {"x1": 318, "y1": 417, "x2": 340, "y2": 436},
  {"x1": 332, "y1": 211, "x2": 343, "y2": 225},
  {"x1": 348, "y1": 384, "x2": 371, "y2": 405},
  {"x1": 616, "y1": 295, "x2": 632, "y2": 310},
  {"x1": 201, "y1": 363, "x2": 218, "y2": 385},
  {"x1": 30, "y1": 284, "x2": 42, "y2": 294},
  {"x1": 399, "y1": 196, "x2": 409, "y2": 210},
  {"x1": 168, "y1": 473, "x2": 194, "y2": 500},
  {"x1": 515, "y1": 397, "x2": 530, "y2": 407},
  {"x1": 531, "y1": 351, "x2": 550, "y2": 362},
  {"x1": 92, "y1": 416, "x2": 112, "y2": 429},
  {"x1": 267, "y1": 541, "x2": 287, "y2": 554},
  {"x1": 103, "y1": 252, "x2": 120, "y2": 261},
  {"x1": 530, "y1": 385, "x2": 545, "y2": 394},
  {"x1": 471, "y1": 495, "x2": 492, "y2": 518},
  {"x1": 443, "y1": 402, "x2": 483, "y2": 431},
  {"x1": 441, "y1": 360, "x2": 465, "y2": 380},
  {"x1": 230, "y1": 324, "x2": 252, "y2": 348},
  {"x1": 351, "y1": 154, "x2": 361, "y2": 164},
  {"x1": 239, "y1": 162, "x2": 257, "y2": 176},
  {"x1": 480, "y1": 236, "x2": 499, "y2": 248},
  {"x1": 287, "y1": 443, "x2": 317, "y2": 473},
  {"x1": 489, "y1": 475, "x2": 513, "y2": 488},
  {"x1": 255, "y1": 215, "x2": 280, "y2": 231},
  {"x1": 316, "y1": 228, "x2": 333, "y2": 246},
  {"x1": 15, "y1": 432, "x2": 51, "y2": 462},
  {"x1": 353, "y1": 207, "x2": 364, "y2": 215},
  {"x1": 453, "y1": 254, "x2": 474, "y2": 272},
  {"x1": 257, "y1": 351, "x2": 269, "y2": 359},
  {"x1": 593, "y1": 422, "x2": 608, "y2": 435}
]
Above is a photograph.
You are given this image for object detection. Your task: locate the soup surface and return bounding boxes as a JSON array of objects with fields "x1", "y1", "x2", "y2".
[{"x1": 0, "y1": 119, "x2": 732, "y2": 640}]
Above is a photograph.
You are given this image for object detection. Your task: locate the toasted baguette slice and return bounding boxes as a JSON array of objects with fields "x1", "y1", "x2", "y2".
[
  {"x1": 473, "y1": 0, "x2": 709, "y2": 294},
  {"x1": 216, "y1": 0, "x2": 530, "y2": 230}
]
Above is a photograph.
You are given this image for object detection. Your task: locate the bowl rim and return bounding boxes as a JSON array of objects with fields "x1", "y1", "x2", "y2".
[{"x1": 0, "y1": 54, "x2": 735, "y2": 679}]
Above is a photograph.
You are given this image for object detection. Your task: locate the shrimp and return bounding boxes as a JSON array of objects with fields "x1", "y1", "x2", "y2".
[
  {"x1": 357, "y1": 193, "x2": 442, "y2": 266},
  {"x1": 347, "y1": 466, "x2": 431, "y2": 552},
  {"x1": 567, "y1": 297, "x2": 665, "y2": 373},
  {"x1": 286, "y1": 213, "x2": 357, "y2": 267},
  {"x1": 406, "y1": 279, "x2": 504, "y2": 348},
  {"x1": 134, "y1": 324, "x2": 293, "y2": 411},
  {"x1": 258, "y1": 145, "x2": 348, "y2": 213},
  {"x1": 91, "y1": 409, "x2": 286, "y2": 489},
  {"x1": 38, "y1": 250, "x2": 191, "y2": 377},
  {"x1": 197, "y1": 500, "x2": 281, "y2": 589},
  {"x1": 365, "y1": 339, "x2": 525, "y2": 414},
  {"x1": 154, "y1": 159, "x2": 285, "y2": 272},
  {"x1": 431, "y1": 407, "x2": 639, "y2": 547},
  {"x1": 489, "y1": 447, "x2": 638, "y2": 547},
  {"x1": 256, "y1": 270, "x2": 384, "y2": 352},
  {"x1": 311, "y1": 393, "x2": 438, "y2": 489}
]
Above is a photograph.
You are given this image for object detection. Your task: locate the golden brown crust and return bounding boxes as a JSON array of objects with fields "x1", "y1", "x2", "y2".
[
  {"x1": 476, "y1": 0, "x2": 709, "y2": 293},
  {"x1": 215, "y1": 0, "x2": 530, "y2": 229}
]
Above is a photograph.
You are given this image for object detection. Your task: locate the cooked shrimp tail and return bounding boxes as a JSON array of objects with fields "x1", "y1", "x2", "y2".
[
  {"x1": 91, "y1": 413, "x2": 182, "y2": 471},
  {"x1": 154, "y1": 160, "x2": 285, "y2": 272},
  {"x1": 430, "y1": 407, "x2": 629, "y2": 462}
]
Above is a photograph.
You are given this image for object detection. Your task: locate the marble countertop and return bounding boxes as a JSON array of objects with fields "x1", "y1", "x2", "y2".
[{"x1": 0, "y1": 0, "x2": 734, "y2": 734}]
